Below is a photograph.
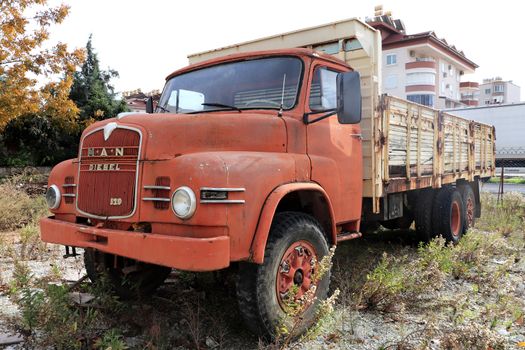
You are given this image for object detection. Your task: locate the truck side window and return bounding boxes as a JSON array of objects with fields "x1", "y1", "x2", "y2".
[{"x1": 309, "y1": 67, "x2": 338, "y2": 111}]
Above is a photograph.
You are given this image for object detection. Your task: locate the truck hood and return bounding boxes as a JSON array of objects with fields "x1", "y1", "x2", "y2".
[{"x1": 83, "y1": 112, "x2": 288, "y2": 160}]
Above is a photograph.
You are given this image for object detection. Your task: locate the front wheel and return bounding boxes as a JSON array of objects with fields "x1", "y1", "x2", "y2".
[
  {"x1": 84, "y1": 249, "x2": 172, "y2": 299},
  {"x1": 236, "y1": 212, "x2": 330, "y2": 340}
]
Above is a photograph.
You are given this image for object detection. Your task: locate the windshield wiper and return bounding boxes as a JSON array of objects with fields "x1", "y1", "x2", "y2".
[
  {"x1": 155, "y1": 105, "x2": 170, "y2": 113},
  {"x1": 201, "y1": 102, "x2": 242, "y2": 113}
]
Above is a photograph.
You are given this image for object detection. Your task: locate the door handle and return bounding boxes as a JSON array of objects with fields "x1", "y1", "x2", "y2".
[{"x1": 349, "y1": 133, "x2": 362, "y2": 140}]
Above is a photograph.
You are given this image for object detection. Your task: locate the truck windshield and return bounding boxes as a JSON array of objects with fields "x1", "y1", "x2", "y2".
[{"x1": 156, "y1": 56, "x2": 303, "y2": 114}]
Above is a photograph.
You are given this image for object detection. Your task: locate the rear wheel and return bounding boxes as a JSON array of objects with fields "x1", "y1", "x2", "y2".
[
  {"x1": 414, "y1": 189, "x2": 436, "y2": 242},
  {"x1": 459, "y1": 185, "x2": 476, "y2": 232},
  {"x1": 432, "y1": 186, "x2": 465, "y2": 244},
  {"x1": 236, "y1": 212, "x2": 330, "y2": 340},
  {"x1": 84, "y1": 249, "x2": 172, "y2": 299}
]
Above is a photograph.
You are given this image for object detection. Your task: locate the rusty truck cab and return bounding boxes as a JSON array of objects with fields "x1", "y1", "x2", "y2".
[{"x1": 41, "y1": 49, "x2": 362, "y2": 271}]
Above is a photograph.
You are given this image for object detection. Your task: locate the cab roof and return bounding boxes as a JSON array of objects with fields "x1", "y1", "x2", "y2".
[{"x1": 165, "y1": 48, "x2": 351, "y2": 80}]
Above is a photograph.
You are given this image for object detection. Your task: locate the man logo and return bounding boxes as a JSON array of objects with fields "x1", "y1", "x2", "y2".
[{"x1": 87, "y1": 147, "x2": 124, "y2": 157}]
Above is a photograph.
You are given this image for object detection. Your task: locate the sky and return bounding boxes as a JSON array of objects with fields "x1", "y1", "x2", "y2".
[{"x1": 47, "y1": 0, "x2": 525, "y2": 99}]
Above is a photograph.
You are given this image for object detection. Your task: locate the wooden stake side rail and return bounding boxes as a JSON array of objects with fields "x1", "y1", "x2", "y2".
[{"x1": 379, "y1": 95, "x2": 495, "y2": 195}]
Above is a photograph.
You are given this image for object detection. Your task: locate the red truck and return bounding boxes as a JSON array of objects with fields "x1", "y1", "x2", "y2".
[{"x1": 41, "y1": 19, "x2": 495, "y2": 338}]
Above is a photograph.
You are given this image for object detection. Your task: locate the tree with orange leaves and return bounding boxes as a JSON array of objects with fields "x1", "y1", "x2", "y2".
[{"x1": 0, "y1": 0, "x2": 84, "y2": 131}]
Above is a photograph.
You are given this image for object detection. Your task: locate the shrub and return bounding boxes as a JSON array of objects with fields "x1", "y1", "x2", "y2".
[
  {"x1": 0, "y1": 178, "x2": 48, "y2": 231},
  {"x1": 357, "y1": 253, "x2": 411, "y2": 311},
  {"x1": 476, "y1": 192, "x2": 525, "y2": 235},
  {"x1": 1, "y1": 113, "x2": 80, "y2": 166}
]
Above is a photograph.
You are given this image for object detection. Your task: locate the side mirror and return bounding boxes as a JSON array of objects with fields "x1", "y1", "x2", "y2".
[
  {"x1": 336, "y1": 71, "x2": 362, "y2": 124},
  {"x1": 146, "y1": 96, "x2": 154, "y2": 113}
]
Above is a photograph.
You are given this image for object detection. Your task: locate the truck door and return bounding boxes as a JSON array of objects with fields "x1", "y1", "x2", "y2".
[{"x1": 306, "y1": 64, "x2": 363, "y2": 224}]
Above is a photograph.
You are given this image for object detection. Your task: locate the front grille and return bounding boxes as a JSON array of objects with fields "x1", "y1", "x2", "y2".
[{"x1": 77, "y1": 127, "x2": 141, "y2": 218}]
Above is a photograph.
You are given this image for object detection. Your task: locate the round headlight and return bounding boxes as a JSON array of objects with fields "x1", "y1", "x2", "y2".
[
  {"x1": 46, "y1": 184, "x2": 61, "y2": 209},
  {"x1": 171, "y1": 186, "x2": 196, "y2": 219}
]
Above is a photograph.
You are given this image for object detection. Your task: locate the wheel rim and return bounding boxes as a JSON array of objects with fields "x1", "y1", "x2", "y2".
[
  {"x1": 451, "y1": 201, "x2": 461, "y2": 237},
  {"x1": 276, "y1": 240, "x2": 318, "y2": 310},
  {"x1": 466, "y1": 197, "x2": 474, "y2": 227}
]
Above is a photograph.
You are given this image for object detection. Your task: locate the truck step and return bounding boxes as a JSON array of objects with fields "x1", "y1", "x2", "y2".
[{"x1": 336, "y1": 231, "x2": 362, "y2": 242}]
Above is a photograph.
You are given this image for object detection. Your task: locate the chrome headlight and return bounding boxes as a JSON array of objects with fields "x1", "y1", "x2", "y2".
[
  {"x1": 171, "y1": 186, "x2": 196, "y2": 219},
  {"x1": 45, "y1": 184, "x2": 61, "y2": 209}
]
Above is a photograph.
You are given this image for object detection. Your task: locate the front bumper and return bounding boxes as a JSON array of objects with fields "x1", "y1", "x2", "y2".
[{"x1": 40, "y1": 217, "x2": 230, "y2": 272}]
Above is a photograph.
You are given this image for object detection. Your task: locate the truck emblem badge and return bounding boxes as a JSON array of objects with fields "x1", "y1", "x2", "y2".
[
  {"x1": 103, "y1": 122, "x2": 118, "y2": 141},
  {"x1": 86, "y1": 147, "x2": 124, "y2": 157}
]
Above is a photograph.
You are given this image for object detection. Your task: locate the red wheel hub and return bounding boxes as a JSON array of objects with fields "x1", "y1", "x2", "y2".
[
  {"x1": 276, "y1": 240, "x2": 318, "y2": 309},
  {"x1": 451, "y1": 201, "x2": 461, "y2": 237}
]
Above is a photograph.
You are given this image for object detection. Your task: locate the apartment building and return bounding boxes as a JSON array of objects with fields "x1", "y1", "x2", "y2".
[
  {"x1": 479, "y1": 77, "x2": 521, "y2": 105},
  {"x1": 459, "y1": 82, "x2": 480, "y2": 106},
  {"x1": 367, "y1": 15, "x2": 478, "y2": 109}
]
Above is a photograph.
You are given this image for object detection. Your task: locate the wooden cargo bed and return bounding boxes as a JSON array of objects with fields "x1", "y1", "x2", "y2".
[{"x1": 379, "y1": 96, "x2": 495, "y2": 195}]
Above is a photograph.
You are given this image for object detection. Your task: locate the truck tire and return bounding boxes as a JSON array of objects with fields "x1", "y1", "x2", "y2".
[
  {"x1": 432, "y1": 186, "x2": 465, "y2": 244},
  {"x1": 414, "y1": 189, "x2": 436, "y2": 242},
  {"x1": 84, "y1": 248, "x2": 171, "y2": 299},
  {"x1": 459, "y1": 185, "x2": 476, "y2": 232},
  {"x1": 236, "y1": 212, "x2": 330, "y2": 340}
]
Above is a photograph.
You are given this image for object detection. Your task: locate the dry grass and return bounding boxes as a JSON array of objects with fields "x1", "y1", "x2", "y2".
[
  {"x1": 476, "y1": 192, "x2": 525, "y2": 236},
  {"x1": 1, "y1": 174, "x2": 524, "y2": 349},
  {"x1": 0, "y1": 173, "x2": 48, "y2": 232}
]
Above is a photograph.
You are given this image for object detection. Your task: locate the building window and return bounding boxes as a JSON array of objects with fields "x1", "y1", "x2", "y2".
[
  {"x1": 385, "y1": 74, "x2": 398, "y2": 89},
  {"x1": 494, "y1": 84, "x2": 504, "y2": 93},
  {"x1": 485, "y1": 88, "x2": 491, "y2": 94},
  {"x1": 441, "y1": 81, "x2": 446, "y2": 94},
  {"x1": 386, "y1": 54, "x2": 397, "y2": 66},
  {"x1": 407, "y1": 94, "x2": 434, "y2": 107},
  {"x1": 441, "y1": 62, "x2": 446, "y2": 72},
  {"x1": 406, "y1": 72, "x2": 435, "y2": 85}
]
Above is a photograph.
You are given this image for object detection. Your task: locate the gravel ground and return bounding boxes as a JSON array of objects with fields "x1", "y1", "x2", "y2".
[{"x1": 0, "y1": 224, "x2": 524, "y2": 349}]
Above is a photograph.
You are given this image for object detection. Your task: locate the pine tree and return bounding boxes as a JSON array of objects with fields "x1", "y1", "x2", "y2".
[{"x1": 70, "y1": 36, "x2": 128, "y2": 122}]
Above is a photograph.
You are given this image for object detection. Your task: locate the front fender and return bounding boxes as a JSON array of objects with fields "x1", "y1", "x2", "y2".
[{"x1": 249, "y1": 182, "x2": 336, "y2": 264}]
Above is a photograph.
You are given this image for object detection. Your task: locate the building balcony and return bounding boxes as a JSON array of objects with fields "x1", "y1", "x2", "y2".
[
  {"x1": 405, "y1": 61, "x2": 437, "y2": 70},
  {"x1": 406, "y1": 84, "x2": 435, "y2": 93},
  {"x1": 459, "y1": 82, "x2": 479, "y2": 89},
  {"x1": 460, "y1": 100, "x2": 479, "y2": 106},
  {"x1": 461, "y1": 93, "x2": 479, "y2": 101}
]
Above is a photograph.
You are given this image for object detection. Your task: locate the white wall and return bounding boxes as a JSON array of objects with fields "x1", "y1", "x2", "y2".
[
  {"x1": 382, "y1": 47, "x2": 407, "y2": 99},
  {"x1": 447, "y1": 103, "x2": 525, "y2": 154},
  {"x1": 506, "y1": 83, "x2": 521, "y2": 103}
]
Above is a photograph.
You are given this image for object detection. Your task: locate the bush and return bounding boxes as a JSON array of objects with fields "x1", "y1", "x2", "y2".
[
  {"x1": 0, "y1": 113, "x2": 80, "y2": 166},
  {"x1": 476, "y1": 192, "x2": 525, "y2": 236},
  {"x1": 0, "y1": 179, "x2": 48, "y2": 231}
]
